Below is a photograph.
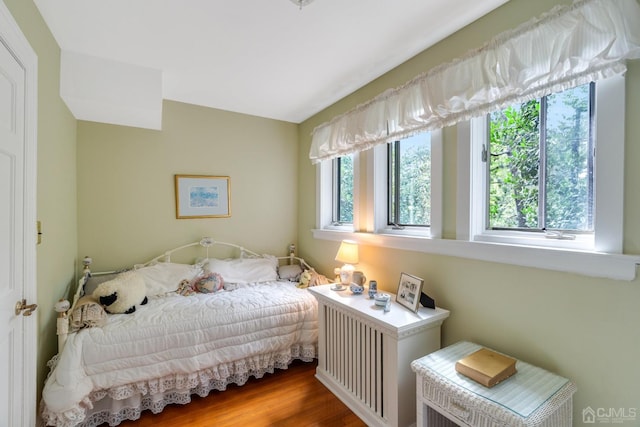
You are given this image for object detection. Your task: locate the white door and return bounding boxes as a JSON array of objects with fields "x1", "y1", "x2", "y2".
[{"x1": 0, "y1": 1, "x2": 38, "y2": 426}]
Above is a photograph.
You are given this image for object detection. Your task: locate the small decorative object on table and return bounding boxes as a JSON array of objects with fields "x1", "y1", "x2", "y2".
[
  {"x1": 455, "y1": 347, "x2": 517, "y2": 388},
  {"x1": 396, "y1": 272, "x2": 423, "y2": 312},
  {"x1": 349, "y1": 270, "x2": 366, "y2": 294},
  {"x1": 352, "y1": 270, "x2": 366, "y2": 286},
  {"x1": 374, "y1": 293, "x2": 390, "y2": 307},
  {"x1": 349, "y1": 282, "x2": 364, "y2": 294},
  {"x1": 368, "y1": 280, "x2": 377, "y2": 299},
  {"x1": 420, "y1": 292, "x2": 436, "y2": 309}
]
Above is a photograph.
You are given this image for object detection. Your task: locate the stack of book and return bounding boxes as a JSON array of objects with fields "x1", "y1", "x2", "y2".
[{"x1": 455, "y1": 348, "x2": 517, "y2": 388}]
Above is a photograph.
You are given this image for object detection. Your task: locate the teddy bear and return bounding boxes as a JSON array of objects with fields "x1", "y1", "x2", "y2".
[
  {"x1": 296, "y1": 270, "x2": 313, "y2": 289},
  {"x1": 92, "y1": 271, "x2": 148, "y2": 314},
  {"x1": 296, "y1": 269, "x2": 330, "y2": 289}
]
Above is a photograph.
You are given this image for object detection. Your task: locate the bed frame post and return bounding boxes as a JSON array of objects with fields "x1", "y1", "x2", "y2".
[
  {"x1": 289, "y1": 244, "x2": 296, "y2": 264},
  {"x1": 56, "y1": 256, "x2": 92, "y2": 353},
  {"x1": 54, "y1": 299, "x2": 71, "y2": 352}
]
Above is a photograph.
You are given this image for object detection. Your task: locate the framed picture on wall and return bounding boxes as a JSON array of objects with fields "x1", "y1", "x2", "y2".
[
  {"x1": 175, "y1": 175, "x2": 231, "y2": 219},
  {"x1": 396, "y1": 272, "x2": 424, "y2": 312}
]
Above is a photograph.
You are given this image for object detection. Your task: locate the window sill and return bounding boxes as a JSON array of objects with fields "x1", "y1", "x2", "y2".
[
  {"x1": 473, "y1": 231, "x2": 594, "y2": 251},
  {"x1": 312, "y1": 229, "x2": 640, "y2": 281},
  {"x1": 376, "y1": 226, "x2": 431, "y2": 238}
]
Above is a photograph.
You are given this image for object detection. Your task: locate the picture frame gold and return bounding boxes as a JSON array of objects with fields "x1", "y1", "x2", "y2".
[
  {"x1": 396, "y1": 272, "x2": 424, "y2": 312},
  {"x1": 175, "y1": 175, "x2": 231, "y2": 219}
]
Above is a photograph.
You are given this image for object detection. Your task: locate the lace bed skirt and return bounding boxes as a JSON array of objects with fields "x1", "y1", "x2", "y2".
[{"x1": 41, "y1": 344, "x2": 317, "y2": 427}]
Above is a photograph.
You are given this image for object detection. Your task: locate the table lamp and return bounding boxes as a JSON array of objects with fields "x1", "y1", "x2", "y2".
[{"x1": 334, "y1": 240, "x2": 358, "y2": 290}]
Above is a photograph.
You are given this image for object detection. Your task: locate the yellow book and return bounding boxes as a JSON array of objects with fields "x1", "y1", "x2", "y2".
[{"x1": 455, "y1": 348, "x2": 517, "y2": 388}]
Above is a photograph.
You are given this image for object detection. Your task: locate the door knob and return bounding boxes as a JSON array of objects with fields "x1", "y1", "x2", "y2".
[{"x1": 15, "y1": 299, "x2": 38, "y2": 316}]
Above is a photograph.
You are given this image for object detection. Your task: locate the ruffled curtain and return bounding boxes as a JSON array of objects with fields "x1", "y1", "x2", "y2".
[{"x1": 309, "y1": 0, "x2": 640, "y2": 164}]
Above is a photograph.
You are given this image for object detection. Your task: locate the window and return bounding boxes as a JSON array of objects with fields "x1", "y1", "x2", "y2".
[
  {"x1": 312, "y1": 75, "x2": 633, "y2": 279},
  {"x1": 461, "y1": 75, "x2": 625, "y2": 253},
  {"x1": 333, "y1": 155, "x2": 353, "y2": 225},
  {"x1": 316, "y1": 153, "x2": 358, "y2": 232},
  {"x1": 372, "y1": 130, "x2": 442, "y2": 238},
  {"x1": 387, "y1": 133, "x2": 431, "y2": 228},
  {"x1": 487, "y1": 83, "x2": 594, "y2": 235},
  {"x1": 314, "y1": 129, "x2": 442, "y2": 240}
]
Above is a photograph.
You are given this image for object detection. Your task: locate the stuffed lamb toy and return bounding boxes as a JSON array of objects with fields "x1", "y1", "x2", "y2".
[{"x1": 92, "y1": 271, "x2": 148, "y2": 314}]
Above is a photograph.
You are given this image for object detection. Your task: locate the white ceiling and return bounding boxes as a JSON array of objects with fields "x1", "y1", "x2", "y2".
[{"x1": 34, "y1": 0, "x2": 509, "y2": 125}]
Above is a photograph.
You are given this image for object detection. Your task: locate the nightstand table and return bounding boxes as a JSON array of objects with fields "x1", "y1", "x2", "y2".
[
  {"x1": 411, "y1": 341, "x2": 577, "y2": 427},
  {"x1": 309, "y1": 285, "x2": 450, "y2": 427}
]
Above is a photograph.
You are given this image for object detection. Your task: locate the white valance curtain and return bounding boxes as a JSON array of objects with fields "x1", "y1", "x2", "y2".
[{"x1": 309, "y1": 0, "x2": 640, "y2": 164}]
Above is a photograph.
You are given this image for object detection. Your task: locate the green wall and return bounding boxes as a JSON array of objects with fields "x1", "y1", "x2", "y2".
[
  {"x1": 77, "y1": 101, "x2": 299, "y2": 272},
  {"x1": 4, "y1": 0, "x2": 78, "y2": 407},
  {"x1": 298, "y1": 0, "x2": 640, "y2": 424}
]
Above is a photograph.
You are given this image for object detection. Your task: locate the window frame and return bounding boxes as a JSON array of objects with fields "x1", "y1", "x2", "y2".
[
  {"x1": 316, "y1": 153, "x2": 358, "y2": 233},
  {"x1": 371, "y1": 129, "x2": 443, "y2": 238},
  {"x1": 387, "y1": 136, "x2": 431, "y2": 229},
  {"x1": 314, "y1": 130, "x2": 442, "y2": 239},
  {"x1": 486, "y1": 83, "x2": 596, "y2": 235},
  {"x1": 458, "y1": 74, "x2": 625, "y2": 254},
  {"x1": 332, "y1": 155, "x2": 354, "y2": 226}
]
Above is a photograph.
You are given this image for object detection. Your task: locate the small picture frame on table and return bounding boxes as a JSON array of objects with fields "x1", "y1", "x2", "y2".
[{"x1": 396, "y1": 272, "x2": 424, "y2": 312}]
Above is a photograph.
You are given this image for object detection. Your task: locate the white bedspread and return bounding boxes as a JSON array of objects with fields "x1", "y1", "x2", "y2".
[{"x1": 42, "y1": 281, "x2": 318, "y2": 426}]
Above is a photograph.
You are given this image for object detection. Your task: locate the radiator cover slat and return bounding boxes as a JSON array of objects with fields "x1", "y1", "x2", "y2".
[{"x1": 322, "y1": 304, "x2": 385, "y2": 418}]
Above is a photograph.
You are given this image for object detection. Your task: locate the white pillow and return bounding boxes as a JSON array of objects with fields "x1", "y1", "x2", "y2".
[
  {"x1": 135, "y1": 262, "x2": 202, "y2": 296},
  {"x1": 206, "y1": 256, "x2": 278, "y2": 284},
  {"x1": 278, "y1": 264, "x2": 303, "y2": 281},
  {"x1": 84, "y1": 272, "x2": 123, "y2": 296}
]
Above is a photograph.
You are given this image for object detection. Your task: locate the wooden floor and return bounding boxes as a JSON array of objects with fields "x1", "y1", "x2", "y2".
[{"x1": 117, "y1": 360, "x2": 367, "y2": 427}]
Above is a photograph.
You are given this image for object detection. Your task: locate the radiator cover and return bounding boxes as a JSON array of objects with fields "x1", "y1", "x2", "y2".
[{"x1": 309, "y1": 285, "x2": 450, "y2": 427}]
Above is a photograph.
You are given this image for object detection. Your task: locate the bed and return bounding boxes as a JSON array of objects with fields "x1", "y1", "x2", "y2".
[{"x1": 40, "y1": 238, "x2": 326, "y2": 427}]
